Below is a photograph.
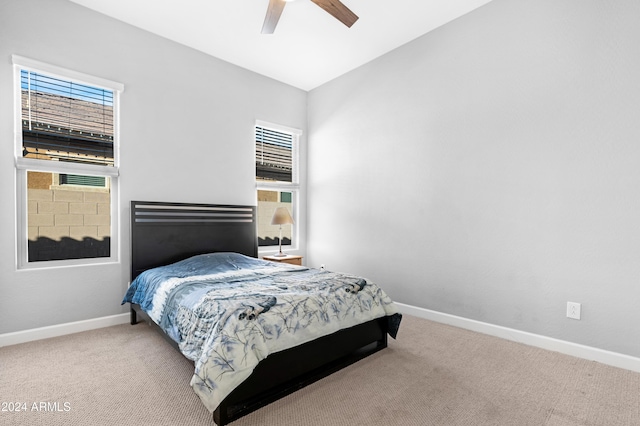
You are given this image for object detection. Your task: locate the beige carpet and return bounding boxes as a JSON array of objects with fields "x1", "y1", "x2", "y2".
[{"x1": 1, "y1": 315, "x2": 638, "y2": 426}]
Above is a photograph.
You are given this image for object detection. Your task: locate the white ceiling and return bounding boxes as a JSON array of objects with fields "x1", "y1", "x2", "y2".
[{"x1": 69, "y1": 0, "x2": 493, "y2": 91}]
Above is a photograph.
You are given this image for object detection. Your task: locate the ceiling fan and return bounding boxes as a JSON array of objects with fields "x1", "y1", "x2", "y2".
[{"x1": 262, "y1": 0, "x2": 359, "y2": 34}]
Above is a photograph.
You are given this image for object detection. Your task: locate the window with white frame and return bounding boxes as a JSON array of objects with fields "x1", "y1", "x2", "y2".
[
  {"x1": 13, "y1": 56, "x2": 123, "y2": 268},
  {"x1": 255, "y1": 122, "x2": 301, "y2": 250}
]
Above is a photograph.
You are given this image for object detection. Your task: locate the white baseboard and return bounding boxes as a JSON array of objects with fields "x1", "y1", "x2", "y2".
[
  {"x1": 3, "y1": 306, "x2": 639, "y2": 374},
  {"x1": 0, "y1": 313, "x2": 130, "y2": 348},
  {"x1": 396, "y1": 303, "x2": 640, "y2": 374}
]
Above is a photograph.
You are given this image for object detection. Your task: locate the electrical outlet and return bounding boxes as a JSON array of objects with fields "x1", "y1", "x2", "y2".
[{"x1": 567, "y1": 302, "x2": 581, "y2": 320}]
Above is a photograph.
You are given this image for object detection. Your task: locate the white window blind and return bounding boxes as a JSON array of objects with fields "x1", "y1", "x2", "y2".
[
  {"x1": 255, "y1": 125, "x2": 293, "y2": 183},
  {"x1": 21, "y1": 70, "x2": 114, "y2": 166}
]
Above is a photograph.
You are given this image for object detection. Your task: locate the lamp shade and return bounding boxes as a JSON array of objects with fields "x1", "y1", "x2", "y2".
[{"x1": 271, "y1": 207, "x2": 294, "y2": 225}]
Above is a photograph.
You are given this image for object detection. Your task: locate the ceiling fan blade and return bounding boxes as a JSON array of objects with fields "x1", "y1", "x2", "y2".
[
  {"x1": 310, "y1": 0, "x2": 359, "y2": 28},
  {"x1": 262, "y1": 0, "x2": 286, "y2": 34}
]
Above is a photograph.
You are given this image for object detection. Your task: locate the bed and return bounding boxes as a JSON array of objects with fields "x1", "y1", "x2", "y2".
[{"x1": 123, "y1": 201, "x2": 401, "y2": 425}]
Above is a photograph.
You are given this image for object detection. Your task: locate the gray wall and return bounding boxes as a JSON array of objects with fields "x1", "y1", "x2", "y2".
[
  {"x1": 307, "y1": 0, "x2": 640, "y2": 357},
  {"x1": 0, "y1": 0, "x2": 307, "y2": 334}
]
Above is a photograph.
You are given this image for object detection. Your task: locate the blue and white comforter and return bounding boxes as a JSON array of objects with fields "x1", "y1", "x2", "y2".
[{"x1": 122, "y1": 252, "x2": 400, "y2": 412}]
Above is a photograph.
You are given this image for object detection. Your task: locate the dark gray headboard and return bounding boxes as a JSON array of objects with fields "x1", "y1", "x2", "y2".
[{"x1": 130, "y1": 201, "x2": 257, "y2": 280}]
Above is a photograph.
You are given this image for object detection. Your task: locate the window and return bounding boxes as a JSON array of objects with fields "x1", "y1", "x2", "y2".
[
  {"x1": 255, "y1": 122, "x2": 301, "y2": 250},
  {"x1": 59, "y1": 174, "x2": 107, "y2": 187},
  {"x1": 13, "y1": 56, "x2": 123, "y2": 268}
]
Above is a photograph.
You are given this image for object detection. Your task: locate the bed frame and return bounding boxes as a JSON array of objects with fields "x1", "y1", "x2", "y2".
[{"x1": 128, "y1": 201, "x2": 390, "y2": 425}]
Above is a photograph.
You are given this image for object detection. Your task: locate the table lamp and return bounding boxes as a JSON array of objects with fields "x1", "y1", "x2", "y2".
[{"x1": 271, "y1": 207, "x2": 294, "y2": 257}]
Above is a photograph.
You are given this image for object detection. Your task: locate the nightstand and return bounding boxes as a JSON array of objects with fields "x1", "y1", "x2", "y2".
[{"x1": 262, "y1": 255, "x2": 303, "y2": 266}]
